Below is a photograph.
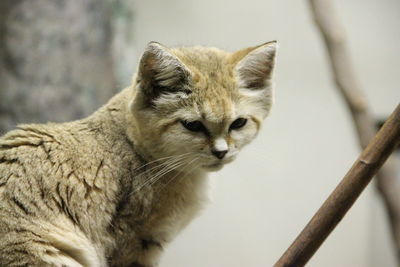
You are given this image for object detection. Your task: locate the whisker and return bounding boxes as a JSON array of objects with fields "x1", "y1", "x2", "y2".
[
  {"x1": 142, "y1": 159, "x2": 187, "y2": 191},
  {"x1": 132, "y1": 152, "x2": 192, "y2": 173},
  {"x1": 133, "y1": 153, "x2": 192, "y2": 185},
  {"x1": 157, "y1": 157, "x2": 200, "y2": 194},
  {"x1": 133, "y1": 156, "x2": 190, "y2": 193}
]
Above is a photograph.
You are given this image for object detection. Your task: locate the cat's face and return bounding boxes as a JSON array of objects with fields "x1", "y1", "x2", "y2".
[{"x1": 130, "y1": 42, "x2": 276, "y2": 172}]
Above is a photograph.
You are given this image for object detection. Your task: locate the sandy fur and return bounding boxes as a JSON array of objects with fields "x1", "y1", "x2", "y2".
[{"x1": 0, "y1": 41, "x2": 276, "y2": 266}]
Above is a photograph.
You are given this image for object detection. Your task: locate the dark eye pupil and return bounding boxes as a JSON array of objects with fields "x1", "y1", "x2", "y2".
[
  {"x1": 181, "y1": 120, "x2": 205, "y2": 132},
  {"x1": 230, "y1": 118, "x2": 247, "y2": 130}
]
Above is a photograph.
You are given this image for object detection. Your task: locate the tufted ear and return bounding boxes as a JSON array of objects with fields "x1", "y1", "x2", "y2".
[
  {"x1": 137, "y1": 42, "x2": 192, "y2": 105},
  {"x1": 233, "y1": 41, "x2": 277, "y2": 90}
]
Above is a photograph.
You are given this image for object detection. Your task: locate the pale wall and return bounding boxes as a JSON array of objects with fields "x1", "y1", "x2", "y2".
[{"x1": 130, "y1": 0, "x2": 400, "y2": 266}]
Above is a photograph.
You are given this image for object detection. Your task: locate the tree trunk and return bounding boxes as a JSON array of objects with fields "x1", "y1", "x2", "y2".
[{"x1": 0, "y1": 0, "x2": 134, "y2": 134}]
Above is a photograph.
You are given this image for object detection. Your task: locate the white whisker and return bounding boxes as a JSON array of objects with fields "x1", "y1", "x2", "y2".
[
  {"x1": 143, "y1": 159, "x2": 187, "y2": 190},
  {"x1": 157, "y1": 157, "x2": 200, "y2": 194},
  {"x1": 132, "y1": 152, "x2": 192, "y2": 173},
  {"x1": 133, "y1": 153, "x2": 191, "y2": 184},
  {"x1": 133, "y1": 153, "x2": 193, "y2": 193}
]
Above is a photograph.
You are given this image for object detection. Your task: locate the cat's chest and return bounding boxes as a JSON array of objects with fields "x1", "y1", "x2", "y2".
[
  {"x1": 141, "y1": 172, "x2": 209, "y2": 242},
  {"x1": 110, "y1": 172, "x2": 209, "y2": 266}
]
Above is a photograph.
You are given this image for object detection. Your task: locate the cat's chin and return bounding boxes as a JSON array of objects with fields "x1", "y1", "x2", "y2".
[
  {"x1": 202, "y1": 165, "x2": 223, "y2": 172},
  {"x1": 201, "y1": 156, "x2": 236, "y2": 172},
  {"x1": 201, "y1": 162, "x2": 225, "y2": 172}
]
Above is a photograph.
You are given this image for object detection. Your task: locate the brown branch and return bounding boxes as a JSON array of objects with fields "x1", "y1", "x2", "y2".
[
  {"x1": 273, "y1": 0, "x2": 400, "y2": 265},
  {"x1": 274, "y1": 104, "x2": 400, "y2": 267},
  {"x1": 308, "y1": 0, "x2": 400, "y2": 261}
]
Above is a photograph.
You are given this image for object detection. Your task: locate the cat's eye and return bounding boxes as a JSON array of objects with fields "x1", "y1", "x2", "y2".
[
  {"x1": 180, "y1": 120, "x2": 207, "y2": 133},
  {"x1": 229, "y1": 118, "x2": 247, "y2": 130}
]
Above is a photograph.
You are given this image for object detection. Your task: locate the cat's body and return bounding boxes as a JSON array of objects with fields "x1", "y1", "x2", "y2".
[{"x1": 0, "y1": 42, "x2": 276, "y2": 266}]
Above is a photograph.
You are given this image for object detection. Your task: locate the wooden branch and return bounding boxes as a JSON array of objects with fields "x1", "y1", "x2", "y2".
[
  {"x1": 274, "y1": 104, "x2": 400, "y2": 267},
  {"x1": 308, "y1": 0, "x2": 400, "y2": 260}
]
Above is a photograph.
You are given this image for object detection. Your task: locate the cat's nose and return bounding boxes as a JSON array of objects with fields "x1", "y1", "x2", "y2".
[
  {"x1": 211, "y1": 149, "x2": 228, "y2": 159},
  {"x1": 212, "y1": 138, "x2": 228, "y2": 159}
]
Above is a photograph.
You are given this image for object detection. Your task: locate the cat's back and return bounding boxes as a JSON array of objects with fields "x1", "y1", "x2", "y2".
[
  {"x1": 0, "y1": 121, "x2": 115, "y2": 266},
  {"x1": 0, "y1": 123, "x2": 72, "y2": 198},
  {"x1": 0, "y1": 118, "x2": 133, "y2": 218},
  {"x1": 0, "y1": 122, "x2": 99, "y2": 192}
]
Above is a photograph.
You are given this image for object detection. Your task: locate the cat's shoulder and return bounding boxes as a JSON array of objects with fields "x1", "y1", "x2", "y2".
[
  {"x1": 0, "y1": 122, "x2": 83, "y2": 153},
  {"x1": 0, "y1": 121, "x2": 99, "y2": 173}
]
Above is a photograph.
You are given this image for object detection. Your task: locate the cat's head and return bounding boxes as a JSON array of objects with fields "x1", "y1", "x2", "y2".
[{"x1": 130, "y1": 41, "x2": 276, "y2": 172}]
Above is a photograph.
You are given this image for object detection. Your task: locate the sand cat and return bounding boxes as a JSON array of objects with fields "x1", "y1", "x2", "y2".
[{"x1": 0, "y1": 41, "x2": 276, "y2": 267}]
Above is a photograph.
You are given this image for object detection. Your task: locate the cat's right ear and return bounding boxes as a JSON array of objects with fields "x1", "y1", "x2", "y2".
[{"x1": 136, "y1": 42, "x2": 192, "y2": 107}]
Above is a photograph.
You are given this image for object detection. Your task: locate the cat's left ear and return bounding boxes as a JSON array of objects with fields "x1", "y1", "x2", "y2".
[{"x1": 232, "y1": 41, "x2": 277, "y2": 90}]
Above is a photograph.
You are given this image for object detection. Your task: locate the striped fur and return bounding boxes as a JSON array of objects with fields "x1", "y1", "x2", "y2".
[{"x1": 0, "y1": 41, "x2": 276, "y2": 267}]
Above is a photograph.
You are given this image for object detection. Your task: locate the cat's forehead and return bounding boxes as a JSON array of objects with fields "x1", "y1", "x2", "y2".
[
  {"x1": 191, "y1": 78, "x2": 237, "y2": 123},
  {"x1": 172, "y1": 47, "x2": 233, "y2": 81},
  {"x1": 169, "y1": 47, "x2": 240, "y2": 123},
  {"x1": 173, "y1": 91, "x2": 235, "y2": 127},
  {"x1": 172, "y1": 46, "x2": 229, "y2": 65},
  {"x1": 197, "y1": 96, "x2": 235, "y2": 123}
]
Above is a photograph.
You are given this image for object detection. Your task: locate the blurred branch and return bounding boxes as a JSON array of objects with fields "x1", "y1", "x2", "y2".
[{"x1": 309, "y1": 0, "x2": 400, "y2": 262}]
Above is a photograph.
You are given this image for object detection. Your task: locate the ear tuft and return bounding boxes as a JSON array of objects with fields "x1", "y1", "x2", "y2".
[
  {"x1": 234, "y1": 41, "x2": 277, "y2": 90},
  {"x1": 137, "y1": 42, "x2": 192, "y2": 104}
]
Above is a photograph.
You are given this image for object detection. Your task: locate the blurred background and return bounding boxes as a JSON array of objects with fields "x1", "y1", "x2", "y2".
[{"x1": 0, "y1": 0, "x2": 399, "y2": 266}]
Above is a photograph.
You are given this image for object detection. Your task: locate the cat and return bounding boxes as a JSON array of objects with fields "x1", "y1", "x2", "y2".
[{"x1": 0, "y1": 41, "x2": 277, "y2": 267}]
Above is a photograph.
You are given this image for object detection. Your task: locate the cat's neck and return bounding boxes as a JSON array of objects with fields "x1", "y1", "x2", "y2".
[
  {"x1": 87, "y1": 86, "x2": 132, "y2": 129},
  {"x1": 82, "y1": 87, "x2": 139, "y2": 154},
  {"x1": 100, "y1": 86, "x2": 149, "y2": 158}
]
